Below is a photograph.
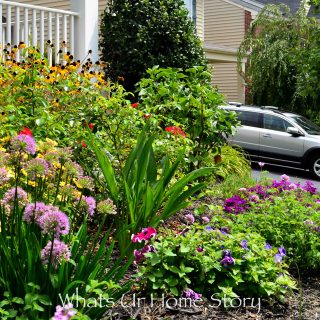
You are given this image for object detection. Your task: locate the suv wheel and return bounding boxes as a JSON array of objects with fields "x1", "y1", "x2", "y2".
[{"x1": 309, "y1": 155, "x2": 320, "y2": 179}]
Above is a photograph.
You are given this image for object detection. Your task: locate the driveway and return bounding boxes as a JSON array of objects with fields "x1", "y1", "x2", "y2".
[{"x1": 251, "y1": 163, "x2": 320, "y2": 189}]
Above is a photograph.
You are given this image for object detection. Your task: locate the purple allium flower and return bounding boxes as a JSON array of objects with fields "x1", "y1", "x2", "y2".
[
  {"x1": 97, "y1": 198, "x2": 117, "y2": 215},
  {"x1": 41, "y1": 239, "x2": 71, "y2": 269},
  {"x1": 185, "y1": 213, "x2": 195, "y2": 224},
  {"x1": 0, "y1": 167, "x2": 10, "y2": 185},
  {"x1": 78, "y1": 196, "x2": 96, "y2": 217},
  {"x1": 2, "y1": 186, "x2": 28, "y2": 210},
  {"x1": 265, "y1": 243, "x2": 272, "y2": 250},
  {"x1": 220, "y1": 256, "x2": 235, "y2": 267},
  {"x1": 63, "y1": 161, "x2": 84, "y2": 178},
  {"x1": 53, "y1": 303, "x2": 77, "y2": 320},
  {"x1": 10, "y1": 134, "x2": 36, "y2": 155},
  {"x1": 202, "y1": 216, "x2": 210, "y2": 223},
  {"x1": 133, "y1": 245, "x2": 156, "y2": 264},
  {"x1": 241, "y1": 240, "x2": 248, "y2": 250},
  {"x1": 278, "y1": 246, "x2": 286, "y2": 257},
  {"x1": 75, "y1": 175, "x2": 94, "y2": 191},
  {"x1": 258, "y1": 162, "x2": 265, "y2": 168},
  {"x1": 24, "y1": 158, "x2": 49, "y2": 179},
  {"x1": 132, "y1": 227, "x2": 157, "y2": 243},
  {"x1": 39, "y1": 209, "x2": 70, "y2": 237},
  {"x1": 24, "y1": 202, "x2": 56, "y2": 224},
  {"x1": 182, "y1": 288, "x2": 202, "y2": 300},
  {"x1": 274, "y1": 254, "x2": 283, "y2": 263}
]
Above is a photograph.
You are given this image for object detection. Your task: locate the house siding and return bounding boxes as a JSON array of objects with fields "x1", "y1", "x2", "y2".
[
  {"x1": 196, "y1": 0, "x2": 204, "y2": 40},
  {"x1": 211, "y1": 62, "x2": 244, "y2": 102},
  {"x1": 204, "y1": 0, "x2": 245, "y2": 48}
]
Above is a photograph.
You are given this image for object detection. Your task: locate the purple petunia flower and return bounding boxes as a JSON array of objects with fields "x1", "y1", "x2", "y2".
[
  {"x1": 281, "y1": 174, "x2": 290, "y2": 182},
  {"x1": 223, "y1": 195, "x2": 249, "y2": 214},
  {"x1": 39, "y1": 209, "x2": 70, "y2": 237},
  {"x1": 133, "y1": 244, "x2": 156, "y2": 264},
  {"x1": 274, "y1": 254, "x2": 283, "y2": 263},
  {"x1": 132, "y1": 227, "x2": 157, "y2": 243},
  {"x1": 241, "y1": 240, "x2": 248, "y2": 250},
  {"x1": 220, "y1": 256, "x2": 235, "y2": 267},
  {"x1": 265, "y1": 243, "x2": 272, "y2": 250},
  {"x1": 53, "y1": 303, "x2": 77, "y2": 320},
  {"x1": 182, "y1": 288, "x2": 202, "y2": 300},
  {"x1": 41, "y1": 239, "x2": 71, "y2": 269},
  {"x1": 302, "y1": 181, "x2": 317, "y2": 194},
  {"x1": 278, "y1": 246, "x2": 286, "y2": 257},
  {"x1": 10, "y1": 134, "x2": 36, "y2": 155}
]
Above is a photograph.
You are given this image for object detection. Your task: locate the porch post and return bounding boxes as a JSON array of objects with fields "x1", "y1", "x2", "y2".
[{"x1": 71, "y1": 0, "x2": 99, "y2": 62}]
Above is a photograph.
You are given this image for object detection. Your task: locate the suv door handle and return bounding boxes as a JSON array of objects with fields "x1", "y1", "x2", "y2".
[{"x1": 262, "y1": 134, "x2": 272, "y2": 138}]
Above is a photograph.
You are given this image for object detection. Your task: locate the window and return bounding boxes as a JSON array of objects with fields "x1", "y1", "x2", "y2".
[
  {"x1": 184, "y1": 0, "x2": 196, "y2": 24},
  {"x1": 235, "y1": 111, "x2": 260, "y2": 127},
  {"x1": 263, "y1": 114, "x2": 292, "y2": 132}
]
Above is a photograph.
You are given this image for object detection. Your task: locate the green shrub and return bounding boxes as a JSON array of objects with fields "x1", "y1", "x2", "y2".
[
  {"x1": 100, "y1": 0, "x2": 206, "y2": 92},
  {"x1": 137, "y1": 67, "x2": 239, "y2": 171},
  {"x1": 135, "y1": 224, "x2": 296, "y2": 302}
]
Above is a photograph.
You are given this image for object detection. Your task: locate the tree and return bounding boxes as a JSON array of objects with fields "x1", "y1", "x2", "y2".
[
  {"x1": 237, "y1": 4, "x2": 320, "y2": 116},
  {"x1": 100, "y1": 0, "x2": 207, "y2": 92}
]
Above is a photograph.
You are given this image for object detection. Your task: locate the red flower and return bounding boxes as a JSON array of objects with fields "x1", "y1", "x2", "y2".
[
  {"x1": 131, "y1": 227, "x2": 157, "y2": 243},
  {"x1": 131, "y1": 102, "x2": 139, "y2": 109},
  {"x1": 88, "y1": 123, "x2": 94, "y2": 130},
  {"x1": 165, "y1": 126, "x2": 186, "y2": 138},
  {"x1": 19, "y1": 127, "x2": 33, "y2": 136},
  {"x1": 81, "y1": 141, "x2": 87, "y2": 148},
  {"x1": 143, "y1": 114, "x2": 150, "y2": 119}
]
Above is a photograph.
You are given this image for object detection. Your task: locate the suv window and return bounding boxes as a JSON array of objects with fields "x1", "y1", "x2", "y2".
[
  {"x1": 263, "y1": 114, "x2": 292, "y2": 132},
  {"x1": 235, "y1": 111, "x2": 260, "y2": 127}
]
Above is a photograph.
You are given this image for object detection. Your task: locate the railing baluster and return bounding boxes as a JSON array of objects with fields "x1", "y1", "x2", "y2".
[
  {"x1": 55, "y1": 12, "x2": 59, "y2": 64},
  {"x1": 32, "y1": 9, "x2": 37, "y2": 46},
  {"x1": 62, "y1": 14, "x2": 67, "y2": 63},
  {"x1": 7, "y1": 5, "x2": 11, "y2": 46},
  {"x1": 40, "y1": 10, "x2": 44, "y2": 54},
  {"x1": 48, "y1": 11, "x2": 52, "y2": 66},
  {"x1": 24, "y1": 8, "x2": 28, "y2": 46},
  {"x1": 0, "y1": 3, "x2": 3, "y2": 50},
  {"x1": 14, "y1": 6, "x2": 19, "y2": 60},
  {"x1": 70, "y1": 15, "x2": 74, "y2": 55}
]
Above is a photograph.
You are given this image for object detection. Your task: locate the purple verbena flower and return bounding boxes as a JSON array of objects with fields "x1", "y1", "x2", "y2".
[
  {"x1": 302, "y1": 181, "x2": 317, "y2": 194},
  {"x1": 41, "y1": 239, "x2": 71, "y2": 269}
]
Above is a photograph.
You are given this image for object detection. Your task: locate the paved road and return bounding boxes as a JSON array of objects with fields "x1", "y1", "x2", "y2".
[{"x1": 251, "y1": 163, "x2": 320, "y2": 189}]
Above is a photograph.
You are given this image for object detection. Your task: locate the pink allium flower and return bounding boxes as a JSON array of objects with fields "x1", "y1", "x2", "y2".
[
  {"x1": 53, "y1": 303, "x2": 77, "y2": 320},
  {"x1": 24, "y1": 202, "x2": 57, "y2": 224},
  {"x1": 39, "y1": 209, "x2": 70, "y2": 237},
  {"x1": 2, "y1": 186, "x2": 28, "y2": 210},
  {"x1": 41, "y1": 239, "x2": 71, "y2": 269},
  {"x1": 185, "y1": 213, "x2": 195, "y2": 224},
  {"x1": 0, "y1": 167, "x2": 10, "y2": 185},
  {"x1": 82, "y1": 196, "x2": 96, "y2": 216},
  {"x1": 10, "y1": 134, "x2": 36, "y2": 155},
  {"x1": 132, "y1": 227, "x2": 157, "y2": 243}
]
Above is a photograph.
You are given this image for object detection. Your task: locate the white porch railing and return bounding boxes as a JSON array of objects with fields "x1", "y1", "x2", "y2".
[{"x1": 0, "y1": 0, "x2": 99, "y2": 64}]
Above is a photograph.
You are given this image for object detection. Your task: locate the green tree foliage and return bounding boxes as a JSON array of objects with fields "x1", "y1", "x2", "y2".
[
  {"x1": 238, "y1": 4, "x2": 320, "y2": 117},
  {"x1": 100, "y1": 0, "x2": 207, "y2": 92}
]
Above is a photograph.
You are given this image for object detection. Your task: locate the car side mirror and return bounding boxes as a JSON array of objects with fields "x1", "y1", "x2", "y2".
[{"x1": 287, "y1": 127, "x2": 302, "y2": 136}]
